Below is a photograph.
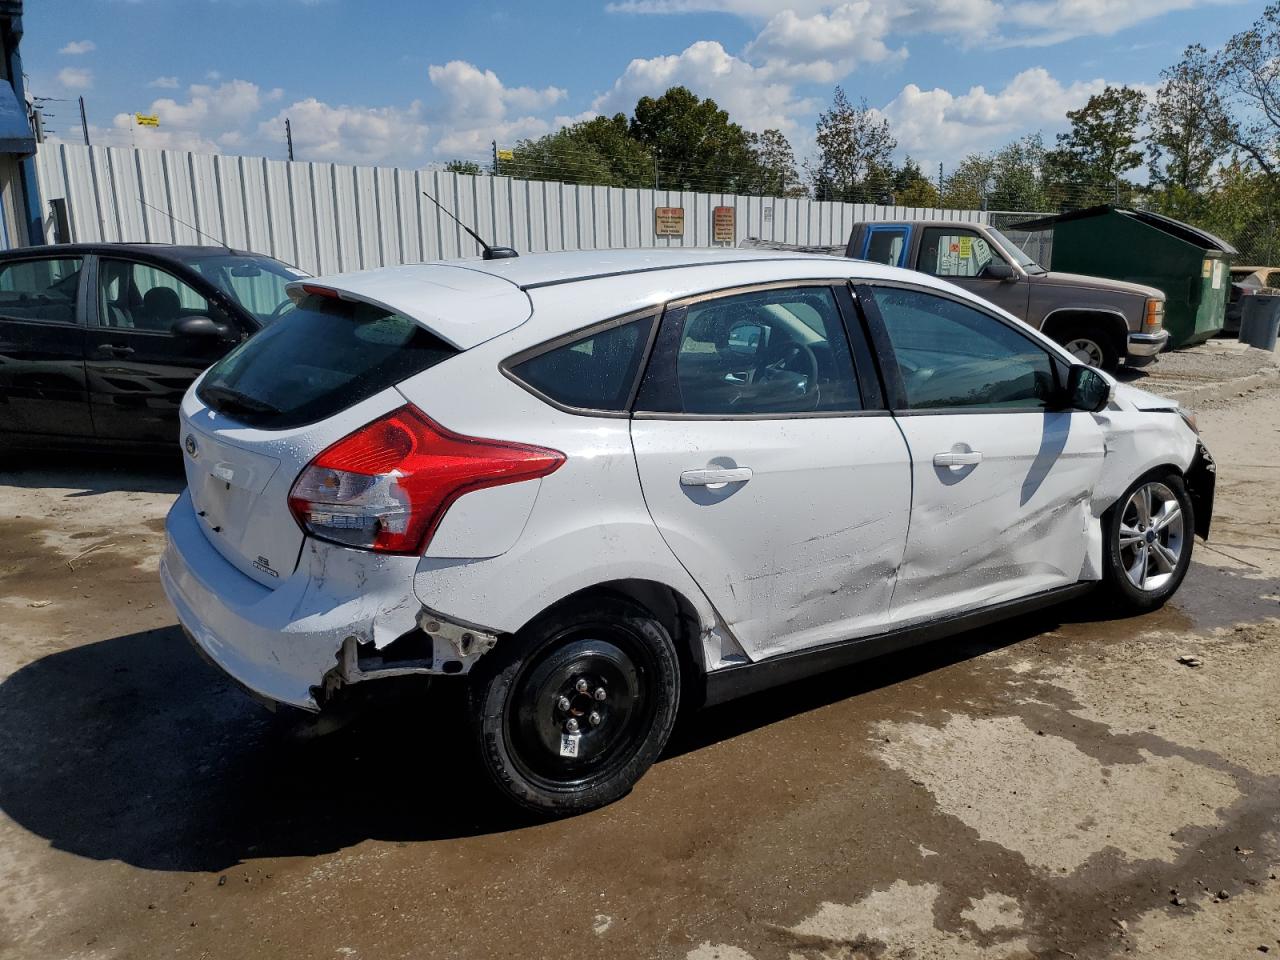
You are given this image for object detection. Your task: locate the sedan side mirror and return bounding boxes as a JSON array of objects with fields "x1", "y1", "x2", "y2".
[
  {"x1": 1065, "y1": 364, "x2": 1113, "y2": 413},
  {"x1": 173, "y1": 315, "x2": 233, "y2": 340},
  {"x1": 984, "y1": 261, "x2": 1017, "y2": 282}
]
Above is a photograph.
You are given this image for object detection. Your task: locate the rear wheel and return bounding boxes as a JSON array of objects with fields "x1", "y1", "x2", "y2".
[
  {"x1": 467, "y1": 598, "x2": 680, "y2": 816},
  {"x1": 1057, "y1": 321, "x2": 1120, "y2": 371},
  {"x1": 1102, "y1": 471, "x2": 1194, "y2": 611}
]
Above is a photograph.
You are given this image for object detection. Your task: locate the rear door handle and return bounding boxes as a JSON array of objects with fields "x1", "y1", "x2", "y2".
[
  {"x1": 680, "y1": 467, "x2": 753, "y2": 487},
  {"x1": 933, "y1": 451, "x2": 982, "y2": 467},
  {"x1": 95, "y1": 343, "x2": 134, "y2": 358}
]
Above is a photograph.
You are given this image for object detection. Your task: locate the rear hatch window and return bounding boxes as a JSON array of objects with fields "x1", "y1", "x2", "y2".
[{"x1": 197, "y1": 294, "x2": 457, "y2": 429}]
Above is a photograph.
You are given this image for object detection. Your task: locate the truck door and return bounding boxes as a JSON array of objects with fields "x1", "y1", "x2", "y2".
[
  {"x1": 917, "y1": 226, "x2": 1031, "y2": 319},
  {"x1": 860, "y1": 224, "x2": 911, "y2": 266}
]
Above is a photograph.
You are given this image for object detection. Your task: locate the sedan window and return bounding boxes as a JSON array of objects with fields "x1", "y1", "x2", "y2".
[
  {"x1": 637, "y1": 286, "x2": 862, "y2": 416},
  {"x1": 871, "y1": 287, "x2": 1056, "y2": 411},
  {"x1": 96, "y1": 259, "x2": 221, "y2": 333},
  {"x1": 0, "y1": 258, "x2": 82, "y2": 324},
  {"x1": 510, "y1": 316, "x2": 654, "y2": 412}
]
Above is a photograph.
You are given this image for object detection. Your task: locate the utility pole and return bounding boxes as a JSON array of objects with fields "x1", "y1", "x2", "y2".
[
  {"x1": 937, "y1": 162, "x2": 944, "y2": 201},
  {"x1": 78, "y1": 96, "x2": 90, "y2": 146},
  {"x1": 285, "y1": 117, "x2": 294, "y2": 161},
  {"x1": 654, "y1": 150, "x2": 659, "y2": 190},
  {"x1": 492, "y1": 139, "x2": 498, "y2": 176}
]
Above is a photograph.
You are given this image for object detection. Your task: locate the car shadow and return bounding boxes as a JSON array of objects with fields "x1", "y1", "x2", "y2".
[
  {"x1": 0, "y1": 560, "x2": 1263, "y2": 872},
  {"x1": 0, "y1": 450, "x2": 185, "y2": 496}
]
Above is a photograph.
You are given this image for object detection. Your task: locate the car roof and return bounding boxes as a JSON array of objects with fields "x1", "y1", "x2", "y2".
[
  {"x1": 291, "y1": 247, "x2": 959, "y2": 351},
  {"x1": 0, "y1": 242, "x2": 281, "y2": 263}
]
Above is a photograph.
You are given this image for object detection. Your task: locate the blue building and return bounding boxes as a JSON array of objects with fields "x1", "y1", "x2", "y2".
[{"x1": 0, "y1": 0, "x2": 39, "y2": 247}]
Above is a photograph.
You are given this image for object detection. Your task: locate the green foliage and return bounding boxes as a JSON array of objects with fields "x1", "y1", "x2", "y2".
[
  {"x1": 892, "y1": 158, "x2": 940, "y2": 208},
  {"x1": 1148, "y1": 45, "x2": 1226, "y2": 194},
  {"x1": 1044, "y1": 86, "x2": 1147, "y2": 206},
  {"x1": 630, "y1": 86, "x2": 762, "y2": 192},
  {"x1": 509, "y1": 114, "x2": 652, "y2": 187},
  {"x1": 444, "y1": 159, "x2": 483, "y2": 176},
  {"x1": 810, "y1": 87, "x2": 897, "y2": 201}
]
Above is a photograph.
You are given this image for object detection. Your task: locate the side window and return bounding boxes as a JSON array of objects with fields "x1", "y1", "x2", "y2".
[
  {"x1": 872, "y1": 287, "x2": 1056, "y2": 411},
  {"x1": 0, "y1": 258, "x2": 82, "y2": 324},
  {"x1": 637, "y1": 286, "x2": 862, "y2": 415},
  {"x1": 919, "y1": 228, "x2": 1003, "y2": 279},
  {"x1": 865, "y1": 228, "x2": 907, "y2": 266},
  {"x1": 509, "y1": 316, "x2": 654, "y2": 412},
  {"x1": 97, "y1": 259, "x2": 216, "y2": 333}
]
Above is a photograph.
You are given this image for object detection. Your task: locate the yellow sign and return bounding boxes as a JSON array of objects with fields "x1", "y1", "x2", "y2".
[
  {"x1": 655, "y1": 206, "x2": 684, "y2": 237},
  {"x1": 958, "y1": 236, "x2": 973, "y2": 259},
  {"x1": 496, "y1": 148, "x2": 514, "y2": 161},
  {"x1": 135, "y1": 113, "x2": 159, "y2": 128},
  {"x1": 712, "y1": 206, "x2": 735, "y2": 244}
]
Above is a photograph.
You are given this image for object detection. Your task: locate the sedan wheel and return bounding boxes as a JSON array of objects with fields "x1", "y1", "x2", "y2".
[
  {"x1": 467, "y1": 598, "x2": 681, "y2": 816},
  {"x1": 1117, "y1": 481, "x2": 1185, "y2": 592},
  {"x1": 1103, "y1": 472, "x2": 1194, "y2": 611}
]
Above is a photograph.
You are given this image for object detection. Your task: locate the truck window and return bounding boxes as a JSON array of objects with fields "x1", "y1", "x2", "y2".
[
  {"x1": 865, "y1": 227, "x2": 907, "y2": 266},
  {"x1": 920, "y1": 228, "x2": 1000, "y2": 278}
]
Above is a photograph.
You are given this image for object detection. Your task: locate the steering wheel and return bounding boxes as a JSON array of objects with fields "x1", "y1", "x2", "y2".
[
  {"x1": 759, "y1": 341, "x2": 820, "y2": 401},
  {"x1": 265, "y1": 299, "x2": 296, "y2": 324}
]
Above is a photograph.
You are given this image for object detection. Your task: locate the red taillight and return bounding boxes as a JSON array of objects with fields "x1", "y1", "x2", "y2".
[{"x1": 288, "y1": 406, "x2": 564, "y2": 554}]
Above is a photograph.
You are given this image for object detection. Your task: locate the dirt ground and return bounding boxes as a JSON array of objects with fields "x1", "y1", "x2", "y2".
[{"x1": 1, "y1": 363, "x2": 1277, "y2": 960}]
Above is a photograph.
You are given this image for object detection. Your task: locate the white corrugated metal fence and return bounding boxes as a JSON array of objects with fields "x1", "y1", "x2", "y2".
[{"x1": 34, "y1": 142, "x2": 989, "y2": 275}]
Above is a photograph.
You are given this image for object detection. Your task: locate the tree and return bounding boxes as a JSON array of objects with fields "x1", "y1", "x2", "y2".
[
  {"x1": 988, "y1": 134, "x2": 1049, "y2": 211},
  {"x1": 510, "y1": 114, "x2": 653, "y2": 187},
  {"x1": 1210, "y1": 3, "x2": 1280, "y2": 181},
  {"x1": 1045, "y1": 86, "x2": 1147, "y2": 205},
  {"x1": 444, "y1": 159, "x2": 483, "y2": 176},
  {"x1": 1148, "y1": 45, "x2": 1226, "y2": 199},
  {"x1": 746, "y1": 128, "x2": 802, "y2": 196},
  {"x1": 810, "y1": 87, "x2": 896, "y2": 201},
  {"x1": 892, "y1": 157, "x2": 940, "y2": 207},
  {"x1": 942, "y1": 153, "x2": 995, "y2": 209},
  {"x1": 630, "y1": 86, "x2": 760, "y2": 192}
]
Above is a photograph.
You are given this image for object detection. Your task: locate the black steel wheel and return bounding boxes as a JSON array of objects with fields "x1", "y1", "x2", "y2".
[{"x1": 467, "y1": 598, "x2": 680, "y2": 815}]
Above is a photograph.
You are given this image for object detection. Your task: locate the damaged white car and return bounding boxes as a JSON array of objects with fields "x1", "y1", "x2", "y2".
[{"x1": 161, "y1": 249, "x2": 1215, "y2": 815}]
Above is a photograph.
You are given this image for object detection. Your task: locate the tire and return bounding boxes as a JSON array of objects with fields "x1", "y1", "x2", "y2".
[
  {"x1": 1056, "y1": 321, "x2": 1120, "y2": 371},
  {"x1": 1101, "y1": 470, "x2": 1195, "y2": 612},
  {"x1": 466, "y1": 597, "x2": 681, "y2": 816}
]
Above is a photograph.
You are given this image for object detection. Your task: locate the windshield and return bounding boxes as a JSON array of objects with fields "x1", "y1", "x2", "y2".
[
  {"x1": 185, "y1": 254, "x2": 307, "y2": 325},
  {"x1": 987, "y1": 228, "x2": 1047, "y2": 275}
]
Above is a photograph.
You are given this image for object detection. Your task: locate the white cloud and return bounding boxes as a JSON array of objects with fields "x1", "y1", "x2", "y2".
[
  {"x1": 257, "y1": 98, "x2": 430, "y2": 164},
  {"x1": 423, "y1": 60, "x2": 566, "y2": 157},
  {"x1": 744, "y1": 3, "x2": 906, "y2": 82},
  {"x1": 59, "y1": 40, "x2": 96, "y2": 55},
  {"x1": 57, "y1": 67, "x2": 93, "y2": 90},
  {"x1": 881, "y1": 67, "x2": 1107, "y2": 167},
  {"x1": 149, "y1": 76, "x2": 180, "y2": 89},
  {"x1": 143, "y1": 79, "x2": 269, "y2": 130},
  {"x1": 592, "y1": 40, "x2": 816, "y2": 135},
  {"x1": 610, "y1": 0, "x2": 1227, "y2": 55}
]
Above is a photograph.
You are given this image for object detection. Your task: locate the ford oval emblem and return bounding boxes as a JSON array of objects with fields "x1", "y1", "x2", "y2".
[{"x1": 184, "y1": 434, "x2": 199, "y2": 458}]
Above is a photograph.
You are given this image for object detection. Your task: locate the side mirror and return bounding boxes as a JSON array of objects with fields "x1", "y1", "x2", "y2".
[
  {"x1": 984, "y1": 261, "x2": 1017, "y2": 282},
  {"x1": 1065, "y1": 364, "x2": 1113, "y2": 413},
  {"x1": 173, "y1": 315, "x2": 233, "y2": 340}
]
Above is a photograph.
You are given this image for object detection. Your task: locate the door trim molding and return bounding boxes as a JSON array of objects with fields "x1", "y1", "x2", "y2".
[{"x1": 702, "y1": 581, "x2": 1092, "y2": 706}]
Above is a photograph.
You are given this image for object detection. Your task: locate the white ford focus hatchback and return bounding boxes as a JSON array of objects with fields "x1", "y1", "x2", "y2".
[{"x1": 162, "y1": 249, "x2": 1215, "y2": 814}]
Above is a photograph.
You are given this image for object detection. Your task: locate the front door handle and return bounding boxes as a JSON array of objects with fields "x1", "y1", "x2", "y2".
[
  {"x1": 933, "y1": 450, "x2": 982, "y2": 467},
  {"x1": 95, "y1": 343, "x2": 135, "y2": 358},
  {"x1": 680, "y1": 467, "x2": 753, "y2": 487}
]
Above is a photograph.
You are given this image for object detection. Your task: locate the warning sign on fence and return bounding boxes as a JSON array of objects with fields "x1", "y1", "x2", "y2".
[
  {"x1": 712, "y1": 206, "x2": 735, "y2": 244},
  {"x1": 655, "y1": 207, "x2": 685, "y2": 237}
]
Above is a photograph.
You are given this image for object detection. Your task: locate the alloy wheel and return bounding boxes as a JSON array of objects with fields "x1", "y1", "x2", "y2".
[{"x1": 1117, "y1": 481, "x2": 1185, "y2": 592}]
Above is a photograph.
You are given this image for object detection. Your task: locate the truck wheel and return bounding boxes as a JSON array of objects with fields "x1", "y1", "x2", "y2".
[
  {"x1": 467, "y1": 597, "x2": 681, "y2": 816},
  {"x1": 1102, "y1": 471, "x2": 1195, "y2": 612},
  {"x1": 1057, "y1": 322, "x2": 1120, "y2": 371}
]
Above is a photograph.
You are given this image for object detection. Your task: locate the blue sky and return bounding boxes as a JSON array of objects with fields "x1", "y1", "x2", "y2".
[{"x1": 23, "y1": 0, "x2": 1265, "y2": 175}]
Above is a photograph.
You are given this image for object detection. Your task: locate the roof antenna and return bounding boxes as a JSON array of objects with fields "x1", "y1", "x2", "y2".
[
  {"x1": 421, "y1": 191, "x2": 518, "y2": 260},
  {"x1": 137, "y1": 197, "x2": 231, "y2": 250}
]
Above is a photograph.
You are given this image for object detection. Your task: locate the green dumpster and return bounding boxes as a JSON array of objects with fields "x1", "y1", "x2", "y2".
[{"x1": 1012, "y1": 205, "x2": 1237, "y2": 348}]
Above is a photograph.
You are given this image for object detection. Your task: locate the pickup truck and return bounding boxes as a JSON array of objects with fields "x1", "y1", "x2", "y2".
[{"x1": 846, "y1": 220, "x2": 1169, "y2": 369}]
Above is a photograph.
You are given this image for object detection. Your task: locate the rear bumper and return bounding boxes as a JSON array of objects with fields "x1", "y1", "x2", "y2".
[
  {"x1": 160, "y1": 490, "x2": 423, "y2": 711},
  {"x1": 1127, "y1": 330, "x2": 1169, "y2": 358}
]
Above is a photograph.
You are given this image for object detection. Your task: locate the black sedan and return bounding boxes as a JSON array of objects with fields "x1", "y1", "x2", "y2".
[{"x1": 0, "y1": 243, "x2": 305, "y2": 449}]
